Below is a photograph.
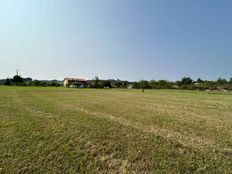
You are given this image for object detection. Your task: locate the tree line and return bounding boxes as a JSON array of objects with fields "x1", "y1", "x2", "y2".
[
  {"x1": 134, "y1": 77, "x2": 232, "y2": 91},
  {"x1": 2, "y1": 74, "x2": 232, "y2": 91},
  {"x1": 1, "y1": 75, "x2": 62, "y2": 87},
  {"x1": 74, "y1": 76, "x2": 232, "y2": 91}
]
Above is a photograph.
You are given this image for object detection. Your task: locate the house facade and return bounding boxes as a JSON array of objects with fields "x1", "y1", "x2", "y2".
[{"x1": 63, "y1": 78, "x2": 86, "y2": 87}]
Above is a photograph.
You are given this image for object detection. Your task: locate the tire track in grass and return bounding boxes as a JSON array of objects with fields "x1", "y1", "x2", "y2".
[
  {"x1": 8, "y1": 91, "x2": 135, "y2": 173},
  {"x1": 29, "y1": 91, "x2": 232, "y2": 157}
]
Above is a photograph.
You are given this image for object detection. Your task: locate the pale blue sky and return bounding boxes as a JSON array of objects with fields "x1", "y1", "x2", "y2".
[{"x1": 0, "y1": 0, "x2": 232, "y2": 81}]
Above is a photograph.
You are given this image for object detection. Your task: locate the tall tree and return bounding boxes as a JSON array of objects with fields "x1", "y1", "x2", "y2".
[
  {"x1": 138, "y1": 80, "x2": 149, "y2": 93},
  {"x1": 12, "y1": 75, "x2": 23, "y2": 85},
  {"x1": 179, "y1": 77, "x2": 193, "y2": 86},
  {"x1": 93, "y1": 76, "x2": 99, "y2": 89}
]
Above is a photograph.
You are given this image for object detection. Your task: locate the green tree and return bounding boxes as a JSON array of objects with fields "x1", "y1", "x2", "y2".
[
  {"x1": 132, "y1": 82, "x2": 139, "y2": 89},
  {"x1": 149, "y1": 80, "x2": 157, "y2": 89},
  {"x1": 121, "y1": 81, "x2": 129, "y2": 88},
  {"x1": 138, "y1": 80, "x2": 149, "y2": 93},
  {"x1": 4, "y1": 78, "x2": 11, "y2": 85},
  {"x1": 196, "y1": 78, "x2": 204, "y2": 83},
  {"x1": 12, "y1": 75, "x2": 23, "y2": 85},
  {"x1": 216, "y1": 78, "x2": 227, "y2": 85},
  {"x1": 102, "y1": 80, "x2": 112, "y2": 88},
  {"x1": 115, "y1": 79, "x2": 122, "y2": 88},
  {"x1": 93, "y1": 76, "x2": 99, "y2": 89},
  {"x1": 180, "y1": 77, "x2": 193, "y2": 85}
]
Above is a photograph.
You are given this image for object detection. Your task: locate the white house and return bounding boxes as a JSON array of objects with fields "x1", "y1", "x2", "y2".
[{"x1": 63, "y1": 78, "x2": 86, "y2": 87}]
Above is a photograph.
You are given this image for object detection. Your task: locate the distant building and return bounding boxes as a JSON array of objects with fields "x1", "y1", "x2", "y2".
[
  {"x1": 127, "y1": 84, "x2": 132, "y2": 89},
  {"x1": 63, "y1": 78, "x2": 86, "y2": 87}
]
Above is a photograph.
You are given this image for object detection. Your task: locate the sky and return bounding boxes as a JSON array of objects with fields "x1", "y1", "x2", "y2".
[{"x1": 0, "y1": 0, "x2": 232, "y2": 81}]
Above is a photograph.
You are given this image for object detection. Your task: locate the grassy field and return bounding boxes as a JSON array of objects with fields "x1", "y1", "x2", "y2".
[{"x1": 0, "y1": 86, "x2": 232, "y2": 173}]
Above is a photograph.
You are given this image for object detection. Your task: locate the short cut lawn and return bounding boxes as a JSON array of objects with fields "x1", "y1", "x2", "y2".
[{"x1": 0, "y1": 86, "x2": 232, "y2": 173}]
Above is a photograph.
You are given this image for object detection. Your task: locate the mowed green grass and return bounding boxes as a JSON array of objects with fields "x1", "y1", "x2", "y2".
[{"x1": 0, "y1": 87, "x2": 232, "y2": 173}]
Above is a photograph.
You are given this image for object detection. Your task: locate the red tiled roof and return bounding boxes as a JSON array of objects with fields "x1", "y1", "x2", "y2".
[{"x1": 64, "y1": 78, "x2": 86, "y2": 82}]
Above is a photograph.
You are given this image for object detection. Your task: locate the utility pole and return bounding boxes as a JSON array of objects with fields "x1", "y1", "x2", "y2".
[{"x1": 16, "y1": 69, "x2": 18, "y2": 76}]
